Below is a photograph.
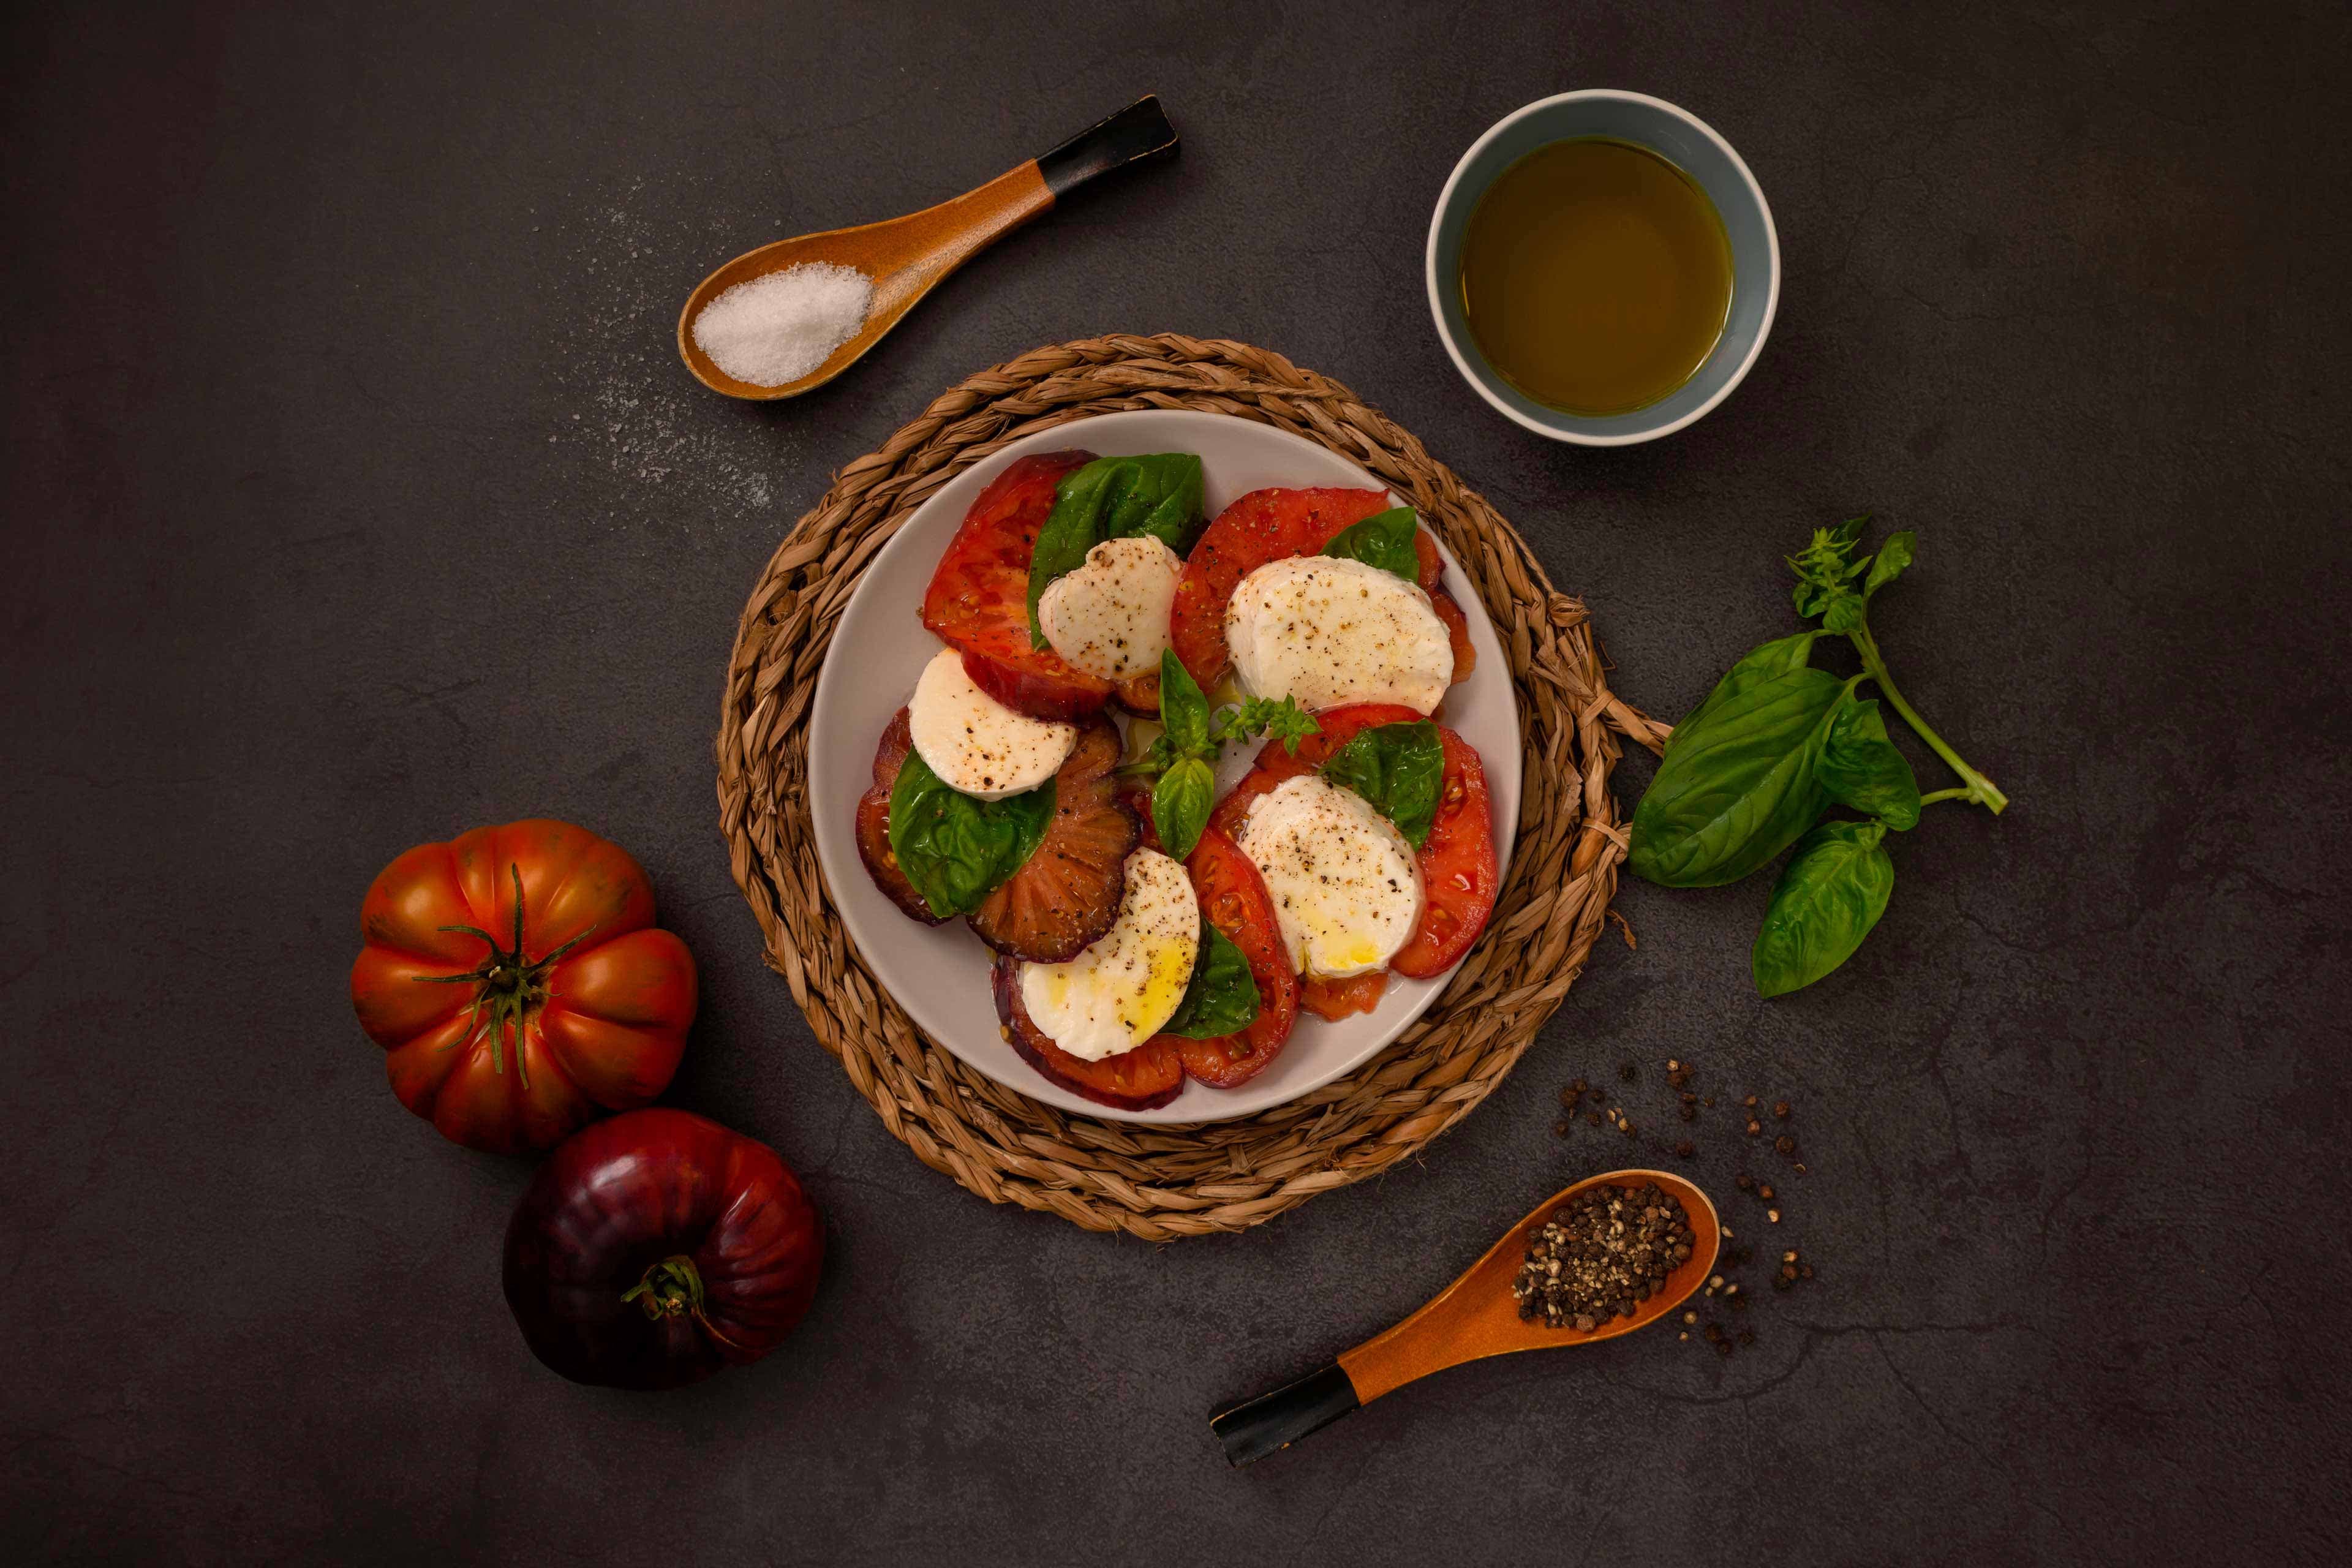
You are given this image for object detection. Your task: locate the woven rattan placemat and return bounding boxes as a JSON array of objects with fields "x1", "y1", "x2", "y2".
[{"x1": 715, "y1": 333, "x2": 1667, "y2": 1239}]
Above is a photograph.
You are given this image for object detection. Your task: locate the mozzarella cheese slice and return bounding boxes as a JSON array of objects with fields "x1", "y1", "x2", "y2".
[
  {"x1": 1019, "y1": 849, "x2": 1200, "y2": 1059},
  {"x1": 1224, "y1": 554, "x2": 1451, "y2": 716},
  {"x1": 1036, "y1": 535, "x2": 1183, "y2": 680},
  {"x1": 1236, "y1": 774, "x2": 1424, "y2": 979},
  {"x1": 906, "y1": 646, "x2": 1078, "y2": 800}
]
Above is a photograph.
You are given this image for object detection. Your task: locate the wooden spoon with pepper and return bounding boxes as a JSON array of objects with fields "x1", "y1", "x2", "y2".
[{"x1": 1210, "y1": 1168, "x2": 1721, "y2": 1466}]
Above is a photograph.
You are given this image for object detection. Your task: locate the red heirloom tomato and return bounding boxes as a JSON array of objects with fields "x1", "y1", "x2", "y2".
[
  {"x1": 503, "y1": 1109, "x2": 823, "y2": 1391},
  {"x1": 350, "y1": 820, "x2": 696, "y2": 1155},
  {"x1": 921, "y1": 450, "x2": 1113, "y2": 721}
]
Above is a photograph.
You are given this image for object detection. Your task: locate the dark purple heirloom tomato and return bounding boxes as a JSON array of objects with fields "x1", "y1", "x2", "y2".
[{"x1": 502, "y1": 1109, "x2": 823, "y2": 1390}]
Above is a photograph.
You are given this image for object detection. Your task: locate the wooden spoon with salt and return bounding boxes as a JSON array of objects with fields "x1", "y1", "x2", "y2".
[
  {"x1": 1210, "y1": 1169, "x2": 1722, "y2": 1466},
  {"x1": 678, "y1": 96, "x2": 1177, "y2": 401}
]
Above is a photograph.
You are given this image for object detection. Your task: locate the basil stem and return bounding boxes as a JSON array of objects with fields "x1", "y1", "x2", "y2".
[{"x1": 1847, "y1": 624, "x2": 2007, "y2": 815}]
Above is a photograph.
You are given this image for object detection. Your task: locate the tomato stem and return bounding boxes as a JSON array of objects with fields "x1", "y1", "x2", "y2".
[
  {"x1": 621, "y1": 1254, "x2": 747, "y2": 1354},
  {"x1": 407, "y1": 864, "x2": 600, "y2": 1090}
]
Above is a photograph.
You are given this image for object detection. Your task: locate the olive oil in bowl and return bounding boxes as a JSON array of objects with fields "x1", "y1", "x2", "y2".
[{"x1": 1458, "y1": 138, "x2": 1733, "y2": 417}]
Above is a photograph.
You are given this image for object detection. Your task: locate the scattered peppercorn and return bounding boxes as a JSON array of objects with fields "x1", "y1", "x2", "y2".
[
  {"x1": 1774, "y1": 1135, "x2": 1796, "y2": 1156},
  {"x1": 1619, "y1": 1061, "x2": 1638, "y2": 1083},
  {"x1": 1735, "y1": 1174, "x2": 1754, "y2": 1191},
  {"x1": 1773, "y1": 1101, "x2": 1791, "y2": 1120},
  {"x1": 1675, "y1": 1140, "x2": 1695, "y2": 1159}
]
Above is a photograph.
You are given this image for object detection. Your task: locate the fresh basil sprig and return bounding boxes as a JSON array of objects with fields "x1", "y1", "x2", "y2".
[
  {"x1": 1319, "y1": 720, "x2": 1444, "y2": 848},
  {"x1": 1320, "y1": 506, "x2": 1421, "y2": 581},
  {"x1": 1124, "y1": 648, "x2": 1318, "y2": 860},
  {"x1": 1629, "y1": 519, "x2": 2005, "y2": 996},
  {"x1": 886, "y1": 750, "x2": 1057, "y2": 919},
  {"x1": 1027, "y1": 453, "x2": 1205, "y2": 647},
  {"x1": 1158, "y1": 923, "x2": 1261, "y2": 1039}
]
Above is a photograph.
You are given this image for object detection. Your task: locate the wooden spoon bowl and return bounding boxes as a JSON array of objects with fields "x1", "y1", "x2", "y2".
[
  {"x1": 678, "y1": 97, "x2": 1176, "y2": 401},
  {"x1": 1211, "y1": 1168, "x2": 1721, "y2": 1466}
]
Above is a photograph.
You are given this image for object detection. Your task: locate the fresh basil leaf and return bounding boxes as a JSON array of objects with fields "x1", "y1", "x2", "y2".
[
  {"x1": 1158, "y1": 646, "x2": 1212, "y2": 758},
  {"x1": 1027, "y1": 467, "x2": 1114, "y2": 649},
  {"x1": 1025, "y1": 454, "x2": 1205, "y2": 646},
  {"x1": 886, "y1": 748, "x2": 1057, "y2": 918},
  {"x1": 1159, "y1": 922, "x2": 1261, "y2": 1039},
  {"x1": 1864, "y1": 530, "x2": 1914, "y2": 598},
  {"x1": 1320, "y1": 507, "x2": 1421, "y2": 581},
  {"x1": 1752, "y1": 820, "x2": 1894, "y2": 997},
  {"x1": 1676, "y1": 633, "x2": 1823, "y2": 738},
  {"x1": 1319, "y1": 720, "x2": 1444, "y2": 848},
  {"x1": 1153, "y1": 755, "x2": 1216, "y2": 862},
  {"x1": 1819, "y1": 697, "x2": 1921, "y2": 830},
  {"x1": 1101, "y1": 453, "x2": 1206, "y2": 552},
  {"x1": 1627, "y1": 668, "x2": 1846, "y2": 888}
]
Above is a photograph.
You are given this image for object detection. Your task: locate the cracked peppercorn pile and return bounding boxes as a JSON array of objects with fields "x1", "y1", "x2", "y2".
[{"x1": 1511, "y1": 1182, "x2": 1694, "y2": 1331}]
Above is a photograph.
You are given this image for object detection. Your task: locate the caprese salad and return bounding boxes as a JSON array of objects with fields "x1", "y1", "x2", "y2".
[{"x1": 853, "y1": 447, "x2": 1499, "y2": 1111}]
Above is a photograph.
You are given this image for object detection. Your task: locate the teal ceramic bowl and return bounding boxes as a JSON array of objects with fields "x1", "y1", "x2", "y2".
[{"x1": 1426, "y1": 91, "x2": 1779, "y2": 446}]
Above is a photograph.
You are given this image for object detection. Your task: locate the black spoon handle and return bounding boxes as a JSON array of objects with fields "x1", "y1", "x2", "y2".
[
  {"x1": 1036, "y1": 95, "x2": 1180, "y2": 200},
  {"x1": 1209, "y1": 1362, "x2": 1362, "y2": 1468}
]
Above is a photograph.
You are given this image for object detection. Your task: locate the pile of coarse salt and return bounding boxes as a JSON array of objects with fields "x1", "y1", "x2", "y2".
[{"x1": 692, "y1": 262, "x2": 873, "y2": 387}]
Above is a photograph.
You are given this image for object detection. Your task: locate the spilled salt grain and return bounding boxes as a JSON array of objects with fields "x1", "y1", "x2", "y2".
[{"x1": 692, "y1": 262, "x2": 872, "y2": 386}]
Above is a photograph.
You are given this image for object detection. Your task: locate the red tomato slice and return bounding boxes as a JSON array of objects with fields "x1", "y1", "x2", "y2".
[
  {"x1": 854, "y1": 707, "x2": 949, "y2": 927},
  {"x1": 1213, "y1": 702, "x2": 1498, "y2": 982},
  {"x1": 921, "y1": 451, "x2": 1112, "y2": 720},
  {"x1": 1205, "y1": 763, "x2": 1283, "y2": 843},
  {"x1": 1112, "y1": 670, "x2": 1160, "y2": 715},
  {"x1": 1169, "y1": 487, "x2": 1394, "y2": 689},
  {"x1": 1162, "y1": 827, "x2": 1299, "y2": 1088},
  {"x1": 992, "y1": 956, "x2": 1184, "y2": 1111},
  {"x1": 1170, "y1": 488, "x2": 1478, "y2": 695},
  {"x1": 1301, "y1": 971, "x2": 1387, "y2": 1020},
  {"x1": 1412, "y1": 527, "x2": 1443, "y2": 589},
  {"x1": 1390, "y1": 725, "x2": 1498, "y2": 978},
  {"x1": 967, "y1": 717, "x2": 1137, "y2": 963},
  {"x1": 1430, "y1": 587, "x2": 1476, "y2": 684},
  {"x1": 1122, "y1": 781, "x2": 1161, "y2": 852}
]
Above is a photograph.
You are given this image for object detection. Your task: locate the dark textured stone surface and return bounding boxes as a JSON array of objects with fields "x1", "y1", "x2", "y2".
[{"x1": 6, "y1": 2, "x2": 2348, "y2": 1562}]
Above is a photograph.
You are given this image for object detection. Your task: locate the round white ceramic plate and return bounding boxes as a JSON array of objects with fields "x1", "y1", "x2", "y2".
[{"x1": 806, "y1": 409, "x2": 1521, "y2": 1123}]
